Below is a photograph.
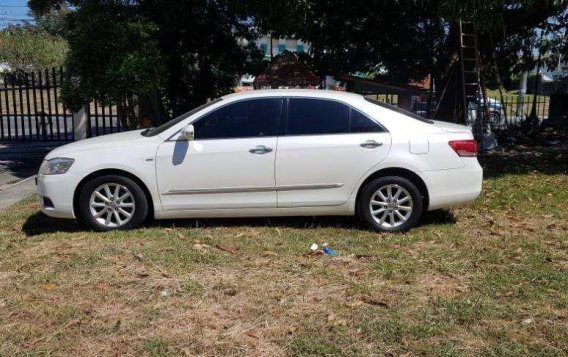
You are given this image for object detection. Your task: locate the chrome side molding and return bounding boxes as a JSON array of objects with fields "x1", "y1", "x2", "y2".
[{"x1": 162, "y1": 183, "x2": 344, "y2": 195}]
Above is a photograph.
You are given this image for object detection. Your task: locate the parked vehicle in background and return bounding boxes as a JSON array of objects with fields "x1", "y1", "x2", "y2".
[
  {"x1": 412, "y1": 100, "x2": 437, "y2": 118},
  {"x1": 478, "y1": 97, "x2": 505, "y2": 125},
  {"x1": 235, "y1": 74, "x2": 255, "y2": 92},
  {"x1": 37, "y1": 90, "x2": 483, "y2": 232}
]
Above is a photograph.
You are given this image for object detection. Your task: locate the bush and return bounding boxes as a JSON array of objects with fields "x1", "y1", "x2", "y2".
[{"x1": 0, "y1": 26, "x2": 68, "y2": 72}]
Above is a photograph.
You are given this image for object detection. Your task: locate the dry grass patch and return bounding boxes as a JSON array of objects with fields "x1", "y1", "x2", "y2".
[{"x1": 1, "y1": 146, "x2": 567, "y2": 355}]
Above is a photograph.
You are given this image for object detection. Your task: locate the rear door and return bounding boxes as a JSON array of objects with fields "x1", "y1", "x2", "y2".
[{"x1": 275, "y1": 97, "x2": 391, "y2": 208}]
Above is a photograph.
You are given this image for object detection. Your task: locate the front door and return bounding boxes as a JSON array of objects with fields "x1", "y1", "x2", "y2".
[
  {"x1": 275, "y1": 98, "x2": 391, "y2": 207},
  {"x1": 156, "y1": 98, "x2": 282, "y2": 211}
]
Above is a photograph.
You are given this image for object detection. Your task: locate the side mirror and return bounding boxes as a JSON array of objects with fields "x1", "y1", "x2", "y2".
[{"x1": 179, "y1": 124, "x2": 195, "y2": 141}]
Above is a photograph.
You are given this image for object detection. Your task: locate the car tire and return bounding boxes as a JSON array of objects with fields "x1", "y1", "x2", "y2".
[
  {"x1": 78, "y1": 175, "x2": 148, "y2": 231},
  {"x1": 358, "y1": 176, "x2": 423, "y2": 232}
]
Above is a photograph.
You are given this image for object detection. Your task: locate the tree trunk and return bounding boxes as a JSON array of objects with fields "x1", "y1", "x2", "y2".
[
  {"x1": 528, "y1": 30, "x2": 545, "y2": 124},
  {"x1": 117, "y1": 96, "x2": 138, "y2": 130},
  {"x1": 516, "y1": 72, "x2": 527, "y2": 118},
  {"x1": 137, "y1": 89, "x2": 165, "y2": 127},
  {"x1": 433, "y1": 22, "x2": 462, "y2": 123},
  {"x1": 528, "y1": 56, "x2": 542, "y2": 122}
]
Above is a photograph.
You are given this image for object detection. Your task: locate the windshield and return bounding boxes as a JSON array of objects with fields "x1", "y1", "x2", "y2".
[
  {"x1": 141, "y1": 98, "x2": 223, "y2": 137},
  {"x1": 364, "y1": 97, "x2": 434, "y2": 124}
]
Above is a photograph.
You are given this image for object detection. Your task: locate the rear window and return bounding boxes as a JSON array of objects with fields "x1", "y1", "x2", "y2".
[{"x1": 364, "y1": 97, "x2": 434, "y2": 124}]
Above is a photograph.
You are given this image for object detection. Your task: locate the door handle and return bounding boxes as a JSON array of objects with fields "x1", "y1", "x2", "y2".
[
  {"x1": 249, "y1": 145, "x2": 273, "y2": 154},
  {"x1": 360, "y1": 140, "x2": 383, "y2": 149}
]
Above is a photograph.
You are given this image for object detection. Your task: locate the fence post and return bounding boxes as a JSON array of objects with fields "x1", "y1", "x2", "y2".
[{"x1": 73, "y1": 106, "x2": 88, "y2": 141}]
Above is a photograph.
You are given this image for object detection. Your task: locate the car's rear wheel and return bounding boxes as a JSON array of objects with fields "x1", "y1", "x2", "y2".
[
  {"x1": 358, "y1": 176, "x2": 423, "y2": 232},
  {"x1": 79, "y1": 175, "x2": 148, "y2": 231}
]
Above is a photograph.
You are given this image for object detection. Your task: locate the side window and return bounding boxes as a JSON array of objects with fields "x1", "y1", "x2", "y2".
[
  {"x1": 350, "y1": 109, "x2": 384, "y2": 133},
  {"x1": 286, "y1": 98, "x2": 349, "y2": 135},
  {"x1": 193, "y1": 98, "x2": 280, "y2": 139}
]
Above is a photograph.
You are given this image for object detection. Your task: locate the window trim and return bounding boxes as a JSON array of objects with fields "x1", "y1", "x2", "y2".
[
  {"x1": 168, "y1": 97, "x2": 284, "y2": 141},
  {"x1": 282, "y1": 97, "x2": 388, "y2": 137}
]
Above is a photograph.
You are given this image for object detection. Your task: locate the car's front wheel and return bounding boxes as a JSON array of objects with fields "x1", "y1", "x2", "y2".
[
  {"x1": 358, "y1": 176, "x2": 423, "y2": 232},
  {"x1": 78, "y1": 175, "x2": 148, "y2": 231}
]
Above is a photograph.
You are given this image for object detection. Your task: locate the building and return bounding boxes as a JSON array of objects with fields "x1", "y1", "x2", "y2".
[{"x1": 255, "y1": 36, "x2": 310, "y2": 60}]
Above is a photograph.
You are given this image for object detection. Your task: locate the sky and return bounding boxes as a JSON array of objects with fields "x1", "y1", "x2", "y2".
[{"x1": 0, "y1": 0, "x2": 33, "y2": 29}]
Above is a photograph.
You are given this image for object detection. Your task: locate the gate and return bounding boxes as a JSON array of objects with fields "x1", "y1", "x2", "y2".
[{"x1": 0, "y1": 67, "x2": 73, "y2": 141}]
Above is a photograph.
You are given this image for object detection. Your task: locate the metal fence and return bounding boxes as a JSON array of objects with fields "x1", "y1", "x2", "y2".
[
  {"x1": 488, "y1": 95, "x2": 550, "y2": 130},
  {"x1": 86, "y1": 100, "x2": 123, "y2": 137},
  {"x1": 0, "y1": 68, "x2": 73, "y2": 141},
  {"x1": 368, "y1": 93, "x2": 552, "y2": 128},
  {"x1": 0, "y1": 67, "x2": 122, "y2": 142}
]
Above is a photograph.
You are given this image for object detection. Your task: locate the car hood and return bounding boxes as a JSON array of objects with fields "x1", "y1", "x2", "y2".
[{"x1": 45, "y1": 130, "x2": 148, "y2": 159}]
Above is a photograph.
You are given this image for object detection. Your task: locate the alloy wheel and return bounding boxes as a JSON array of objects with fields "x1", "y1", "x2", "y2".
[
  {"x1": 89, "y1": 183, "x2": 136, "y2": 228},
  {"x1": 369, "y1": 184, "x2": 413, "y2": 228}
]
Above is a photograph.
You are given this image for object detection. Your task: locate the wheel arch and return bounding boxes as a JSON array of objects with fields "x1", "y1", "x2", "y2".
[
  {"x1": 355, "y1": 167, "x2": 430, "y2": 214},
  {"x1": 73, "y1": 168, "x2": 155, "y2": 221}
]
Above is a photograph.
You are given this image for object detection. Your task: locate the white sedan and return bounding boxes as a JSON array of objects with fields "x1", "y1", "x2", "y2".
[{"x1": 37, "y1": 90, "x2": 482, "y2": 232}]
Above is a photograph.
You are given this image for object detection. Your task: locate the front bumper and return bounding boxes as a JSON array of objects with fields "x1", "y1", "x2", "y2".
[{"x1": 37, "y1": 173, "x2": 82, "y2": 219}]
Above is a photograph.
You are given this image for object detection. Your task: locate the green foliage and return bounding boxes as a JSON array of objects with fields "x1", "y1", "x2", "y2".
[
  {"x1": 143, "y1": 0, "x2": 256, "y2": 115},
  {"x1": 28, "y1": 0, "x2": 566, "y2": 127},
  {"x1": 61, "y1": 2, "x2": 164, "y2": 118},
  {"x1": 32, "y1": 5, "x2": 71, "y2": 37},
  {"x1": 30, "y1": 0, "x2": 257, "y2": 127},
  {"x1": 0, "y1": 26, "x2": 68, "y2": 72}
]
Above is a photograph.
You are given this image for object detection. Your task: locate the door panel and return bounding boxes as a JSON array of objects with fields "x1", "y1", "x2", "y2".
[
  {"x1": 275, "y1": 133, "x2": 390, "y2": 207},
  {"x1": 156, "y1": 98, "x2": 281, "y2": 211},
  {"x1": 275, "y1": 98, "x2": 391, "y2": 207},
  {"x1": 156, "y1": 138, "x2": 277, "y2": 211}
]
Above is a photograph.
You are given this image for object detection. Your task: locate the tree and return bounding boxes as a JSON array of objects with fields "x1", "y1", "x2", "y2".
[
  {"x1": 32, "y1": 4, "x2": 72, "y2": 37},
  {"x1": 29, "y1": 0, "x2": 567, "y2": 127},
  {"x1": 30, "y1": 0, "x2": 258, "y2": 128},
  {"x1": 0, "y1": 25, "x2": 68, "y2": 72},
  {"x1": 140, "y1": 0, "x2": 258, "y2": 115},
  {"x1": 250, "y1": 0, "x2": 566, "y2": 121},
  {"x1": 59, "y1": 1, "x2": 164, "y2": 129}
]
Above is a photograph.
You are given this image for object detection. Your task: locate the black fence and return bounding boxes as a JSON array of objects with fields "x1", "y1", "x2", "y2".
[
  {"x1": 370, "y1": 93, "x2": 552, "y2": 128},
  {"x1": 0, "y1": 67, "x2": 122, "y2": 142},
  {"x1": 86, "y1": 100, "x2": 123, "y2": 137},
  {"x1": 0, "y1": 68, "x2": 73, "y2": 141}
]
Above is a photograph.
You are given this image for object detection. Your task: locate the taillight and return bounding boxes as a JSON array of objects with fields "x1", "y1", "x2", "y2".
[{"x1": 449, "y1": 140, "x2": 478, "y2": 157}]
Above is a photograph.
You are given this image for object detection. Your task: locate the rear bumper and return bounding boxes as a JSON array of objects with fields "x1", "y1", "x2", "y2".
[
  {"x1": 36, "y1": 173, "x2": 80, "y2": 219},
  {"x1": 422, "y1": 159, "x2": 483, "y2": 210}
]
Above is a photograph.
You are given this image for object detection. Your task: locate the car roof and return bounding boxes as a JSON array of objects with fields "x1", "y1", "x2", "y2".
[{"x1": 221, "y1": 89, "x2": 364, "y2": 102}]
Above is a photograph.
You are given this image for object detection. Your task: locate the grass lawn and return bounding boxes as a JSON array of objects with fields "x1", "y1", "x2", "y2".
[{"x1": 1, "y1": 148, "x2": 567, "y2": 356}]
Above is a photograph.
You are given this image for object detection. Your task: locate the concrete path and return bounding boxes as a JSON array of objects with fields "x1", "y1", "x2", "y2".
[
  {"x1": 0, "y1": 175, "x2": 37, "y2": 210},
  {"x1": 0, "y1": 141, "x2": 59, "y2": 210}
]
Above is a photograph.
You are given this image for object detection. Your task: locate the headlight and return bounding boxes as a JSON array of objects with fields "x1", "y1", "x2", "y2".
[{"x1": 39, "y1": 158, "x2": 75, "y2": 175}]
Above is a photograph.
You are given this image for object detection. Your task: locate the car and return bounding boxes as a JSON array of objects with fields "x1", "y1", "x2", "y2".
[
  {"x1": 37, "y1": 89, "x2": 483, "y2": 232},
  {"x1": 477, "y1": 97, "x2": 505, "y2": 125}
]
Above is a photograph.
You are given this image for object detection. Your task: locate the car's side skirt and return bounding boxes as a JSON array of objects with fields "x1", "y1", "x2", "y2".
[{"x1": 154, "y1": 199, "x2": 355, "y2": 219}]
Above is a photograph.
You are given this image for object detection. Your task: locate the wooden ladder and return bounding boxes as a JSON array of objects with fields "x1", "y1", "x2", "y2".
[{"x1": 458, "y1": 20, "x2": 488, "y2": 130}]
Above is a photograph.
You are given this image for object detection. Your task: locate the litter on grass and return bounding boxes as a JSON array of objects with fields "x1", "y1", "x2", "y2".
[{"x1": 310, "y1": 243, "x2": 338, "y2": 256}]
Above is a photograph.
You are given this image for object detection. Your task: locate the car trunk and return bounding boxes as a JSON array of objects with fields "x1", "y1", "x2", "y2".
[{"x1": 430, "y1": 120, "x2": 473, "y2": 134}]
